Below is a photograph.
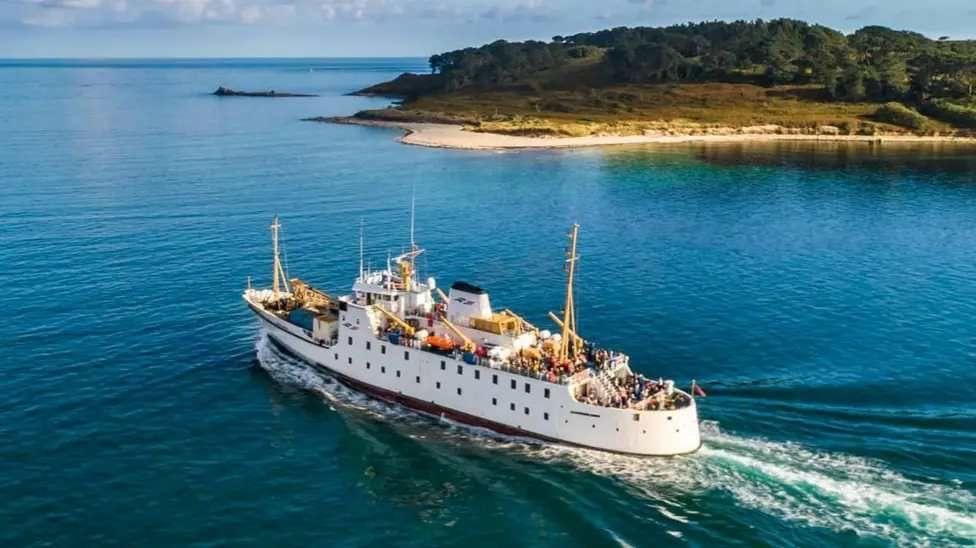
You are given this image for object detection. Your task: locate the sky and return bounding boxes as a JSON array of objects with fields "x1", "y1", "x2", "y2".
[{"x1": 2, "y1": 0, "x2": 975, "y2": 58}]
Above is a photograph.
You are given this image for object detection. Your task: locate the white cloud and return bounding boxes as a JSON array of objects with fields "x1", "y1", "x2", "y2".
[{"x1": 15, "y1": 0, "x2": 558, "y2": 28}]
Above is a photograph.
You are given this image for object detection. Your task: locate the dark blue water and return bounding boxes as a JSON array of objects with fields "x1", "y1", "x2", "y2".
[{"x1": 2, "y1": 59, "x2": 975, "y2": 547}]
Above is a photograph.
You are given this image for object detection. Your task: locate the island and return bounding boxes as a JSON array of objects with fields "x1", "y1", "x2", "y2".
[
  {"x1": 310, "y1": 20, "x2": 976, "y2": 149},
  {"x1": 214, "y1": 86, "x2": 318, "y2": 97}
]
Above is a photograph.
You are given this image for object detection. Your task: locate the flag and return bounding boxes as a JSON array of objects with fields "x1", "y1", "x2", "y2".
[{"x1": 691, "y1": 380, "x2": 707, "y2": 397}]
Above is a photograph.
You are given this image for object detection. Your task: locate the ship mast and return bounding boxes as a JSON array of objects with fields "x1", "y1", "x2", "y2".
[
  {"x1": 558, "y1": 223, "x2": 580, "y2": 361},
  {"x1": 270, "y1": 215, "x2": 289, "y2": 297}
]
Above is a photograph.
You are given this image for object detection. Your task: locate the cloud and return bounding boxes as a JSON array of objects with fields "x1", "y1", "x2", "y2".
[
  {"x1": 14, "y1": 0, "x2": 496, "y2": 26},
  {"x1": 845, "y1": 5, "x2": 878, "y2": 21},
  {"x1": 479, "y1": 0, "x2": 555, "y2": 23}
]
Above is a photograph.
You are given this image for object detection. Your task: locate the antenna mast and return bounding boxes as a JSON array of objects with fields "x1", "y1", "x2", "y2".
[
  {"x1": 409, "y1": 187, "x2": 416, "y2": 255},
  {"x1": 359, "y1": 218, "x2": 365, "y2": 282},
  {"x1": 558, "y1": 223, "x2": 580, "y2": 361},
  {"x1": 271, "y1": 215, "x2": 286, "y2": 297}
]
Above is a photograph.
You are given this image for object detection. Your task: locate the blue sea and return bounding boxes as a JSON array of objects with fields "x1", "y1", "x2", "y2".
[{"x1": 2, "y1": 58, "x2": 975, "y2": 547}]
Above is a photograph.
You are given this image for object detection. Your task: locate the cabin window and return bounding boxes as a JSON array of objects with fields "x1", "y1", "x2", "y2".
[
  {"x1": 381, "y1": 366, "x2": 386, "y2": 374},
  {"x1": 524, "y1": 383, "x2": 531, "y2": 394},
  {"x1": 457, "y1": 388, "x2": 462, "y2": 396},
  {"x1": 404, "y1": 351, "x2": 410, "y2": 360},
  {"x1": 492, "y1": 397, "x2": 497, "y2": 406},
  {"x1": 544, "y1": 412, "x2": 549, "y2": 421},
  {"x1": 509, "y1": 403, "x2": 515, "y2": 411},
  {"x1": 633, "y1": 414, "x2": 640, "y2": 422},
  {"x1": 474, "y1": 370, "x2": 480, "y2": 380},
  {"x1": 334, "y1": 353, "x2": 338, "y2": 361},
  {"x1": 524, "y1": 407, "x2": 529, "y2": 415},
  {"x1": 396, "y1": 370, "x2": 401, "y2": 378},
  {"x1": 416, "y1": 376, "x2": 420, "y2": 383},
  {"x1": 347, "y1": 336, "x2": 352, "y2": 345},
  {"x1": 347, "y1": 357, "x2": 352, "y2": 365},
  {"x1": 440, "y1": 361, "x2": 446, "y2": 370},
  {"x1": 510, "y1": 379, "x2": 516, "y2": 390},
  {"x1": 366, "y1": 341, "x2": 371, "y2": 350},
  {"x1": 381, "y1": 345, "x2": 386, "y2": 354},
  {"x1": 366, "y1": 362, "x2": 371, "y2": 369},
  {"x1": 544, "y1": 388, "x2": 551, "y2": 399},
  {"x1": 457, "y1": 365, "x2": 463, "y2": 375},
  {"x1": 436, "y1": 382, "x2": 441, "y2": 389},
  {"x1": 492, "y1": 374, "x2": 498, "y2": 385}
]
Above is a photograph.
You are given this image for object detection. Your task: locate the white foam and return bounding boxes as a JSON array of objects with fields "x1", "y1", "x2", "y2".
[{"x1": 253, "y1": 333, "x2": 976, "y2": 545}]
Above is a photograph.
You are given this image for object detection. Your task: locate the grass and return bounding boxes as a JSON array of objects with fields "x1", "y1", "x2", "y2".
[{"x1": 357, "y1": 82, "x2": 965, "y2": 137}]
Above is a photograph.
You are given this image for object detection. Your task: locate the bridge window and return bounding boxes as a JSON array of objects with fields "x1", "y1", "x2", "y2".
[{"x1": 544, "y1": 388, "x2": 550, "y2": 399}]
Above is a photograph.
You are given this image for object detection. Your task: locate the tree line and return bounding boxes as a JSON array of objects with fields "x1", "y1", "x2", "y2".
[{"x1": 426, "y1": 19, "x2": 976, "y2": 106}]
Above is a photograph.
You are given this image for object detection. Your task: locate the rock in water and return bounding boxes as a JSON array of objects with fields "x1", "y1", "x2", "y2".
[{"x1": 213, "y1": 86, "x2": 318, "y2": 97}]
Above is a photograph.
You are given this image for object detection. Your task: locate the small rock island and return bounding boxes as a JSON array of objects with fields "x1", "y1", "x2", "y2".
[{"x1": 213, "y1": 86, "x2": 318, "y2": 97}]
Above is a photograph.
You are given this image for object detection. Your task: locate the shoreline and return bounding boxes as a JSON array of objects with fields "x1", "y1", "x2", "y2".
[{"x1": 314, "y1": 116, "x2": 976, "y2": 151}]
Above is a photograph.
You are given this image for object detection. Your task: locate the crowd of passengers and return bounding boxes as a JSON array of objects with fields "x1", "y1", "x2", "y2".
[
  {"x1": 580, "y1": 374, "x2": 691, "y2": 410},
  {"x1": 381, "y1": 328, "x2": 691, "y2": 408}
]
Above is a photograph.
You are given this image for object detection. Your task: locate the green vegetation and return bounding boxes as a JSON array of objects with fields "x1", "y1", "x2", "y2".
[
  {"x1": 921, "y1": 99, "x2": 976, "y2": 128},
  {"x1": 352, "y1": 19, "x2": 976, "y2": 136},
  {"x1": 872, "y1": 102, "x2": 934, "y2": 131}
]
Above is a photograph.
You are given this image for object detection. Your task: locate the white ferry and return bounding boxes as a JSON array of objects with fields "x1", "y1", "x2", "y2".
[{"x1": 244, "y1": 216, "x2": 701, "y2": 456}]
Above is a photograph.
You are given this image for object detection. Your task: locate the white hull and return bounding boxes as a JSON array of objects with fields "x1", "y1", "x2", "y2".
[{"x1": 246, "y1": 294, "x2": 701, "y2": 456}]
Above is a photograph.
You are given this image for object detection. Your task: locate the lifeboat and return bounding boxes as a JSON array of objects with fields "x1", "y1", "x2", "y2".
[{"x1": 426, "y1": 335, "x2": 456, "y2": 352}]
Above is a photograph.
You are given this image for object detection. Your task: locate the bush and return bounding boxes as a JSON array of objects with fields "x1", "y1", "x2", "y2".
[
  {"x1": 921, "y1": 99, "x2": 976, "y2": 129},
  {"x1": 872, "y1": 102, "x2": 932, "y2": 131}
]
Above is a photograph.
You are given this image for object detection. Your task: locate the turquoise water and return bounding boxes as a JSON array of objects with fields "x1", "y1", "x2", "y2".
[{"x1": 2, "y1": 59, "x2": 975, "y2": 546}]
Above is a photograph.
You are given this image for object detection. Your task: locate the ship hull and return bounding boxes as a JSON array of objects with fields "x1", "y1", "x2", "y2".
[{"x1": 248, "y1": 296, "x2": 701, "y2": 457}]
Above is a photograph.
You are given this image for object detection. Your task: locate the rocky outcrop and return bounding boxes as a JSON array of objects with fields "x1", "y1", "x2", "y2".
[{"x1": 213, "y1": 86, "x2": 318, "y2": 97}]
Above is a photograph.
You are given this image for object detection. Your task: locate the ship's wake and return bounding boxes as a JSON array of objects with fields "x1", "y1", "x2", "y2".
[{"x1": 254, "y1": 333, "x2": 975, "y2": 545}]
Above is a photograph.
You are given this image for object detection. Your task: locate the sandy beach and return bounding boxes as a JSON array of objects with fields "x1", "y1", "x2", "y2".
[{"x1": 320, "y1": 116, "x2": 976, "y2": 150}]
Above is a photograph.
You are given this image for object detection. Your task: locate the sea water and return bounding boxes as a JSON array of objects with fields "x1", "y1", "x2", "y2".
[{"x1": 1, "y1": 59, "x2": 975, "y2": 546}]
